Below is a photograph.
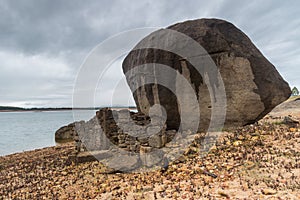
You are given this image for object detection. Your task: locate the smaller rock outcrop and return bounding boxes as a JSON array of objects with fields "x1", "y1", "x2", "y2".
[
  {"x1": 283, "y1": 116, "x2": 299, "y2": 127},
  {"x1": 55, "y1": 123, "x2": 76, "y2": 142},
  {"x1": 74, "y1": 108, "x2": 173, "y2": 154},
  {"x1": 63, "y1": 108, "x2": 197, "y2": 171}
]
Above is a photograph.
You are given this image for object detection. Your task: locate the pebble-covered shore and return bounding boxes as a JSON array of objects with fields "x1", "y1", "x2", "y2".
[{"x1": 1, "y1": 120, "x2": 300, "y2": 199}]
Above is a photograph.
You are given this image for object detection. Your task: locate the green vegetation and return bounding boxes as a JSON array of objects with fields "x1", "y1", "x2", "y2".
[
  {"x1": 0, "y1": 106, "x2": 25, "y2": 111},
  {"x1": 291, "y1": 86, "x2": 299, "y2": 96},
  {"x1": 271, "y1": 120, "x2": 284, "y2": 125},
  {"x1": 0, "y1": 106, "x2": 73, "y2": 111}
]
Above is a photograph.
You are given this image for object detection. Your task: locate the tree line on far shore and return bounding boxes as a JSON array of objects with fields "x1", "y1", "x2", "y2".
[
  {"x1": 0, "y1": 106, "x2": 72, "y2": 111},
  {"x1": 0, "y1": 106, "x2": 136, "y2": 111}
]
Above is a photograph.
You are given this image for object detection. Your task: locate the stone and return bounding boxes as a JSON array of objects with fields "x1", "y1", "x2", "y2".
[
  {"x1": 161, "y1": 133, "x2": 168, "y2": 146},
  {"x1": 283, "y1": 116, "x2": 299, "y2": 127},
  {"x1": 233, "y1": 140, "x2": 243, "y2": 146},
  {"x1": 54, "y1": 122, "x2": 76, "y2": 142},
  {"x1": 140, "y1": 152, "x2": 163, "y2": 168},
  {"x1": 140, "y1": 146, "x2": 153, "y2": 154},
  {"x1": 75, "y1": 150, "x2": 113, "y2": 163},
  {"x1": 218, "y1": 190, "x2": 230, "y2": 198},
  {"x1": 137, "y1": 137, "x2": 149, "y2": 145},
  {"x1": 118, "y1": 143, "x2": 127, "y2": 148},
  {"x1": 122, "y1": 18, "x2": 291, "y2": 132},
  {"x1": 262, "y1": 188, "x2": 277, "y2": 195},
  {"x1": 148, "y1": 134, "x2": 163, "y2": 148},
  {"x1": 166, "y1": 130, "x2": 177, "y2": 143},
  {"x1": 106, "y1": 154, "x2": 140, "y2": 172},
  {"x1": 128, "y1": 144, "x2": 138, "y2": 152}
]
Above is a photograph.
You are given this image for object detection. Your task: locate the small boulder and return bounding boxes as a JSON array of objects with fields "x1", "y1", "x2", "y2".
[{"x1": 55, "y1": 122, "x2": 76, "y2": 142}]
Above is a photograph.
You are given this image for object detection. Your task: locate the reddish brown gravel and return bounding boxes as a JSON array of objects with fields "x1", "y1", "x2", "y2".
[{"x1": 1, "y1": 117, "x2": 300, "y2": 199}]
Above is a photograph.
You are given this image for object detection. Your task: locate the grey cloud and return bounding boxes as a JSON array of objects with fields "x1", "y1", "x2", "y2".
[{"x1": 0, "y1": 0, "x2": 299, "y2": 107}]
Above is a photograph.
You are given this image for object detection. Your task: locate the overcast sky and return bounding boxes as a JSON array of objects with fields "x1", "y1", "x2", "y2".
[{"x1": 0, "y1": 0, "x2": 299, "y2": 108}]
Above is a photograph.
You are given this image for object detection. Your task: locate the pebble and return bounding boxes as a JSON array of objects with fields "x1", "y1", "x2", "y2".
[
  {"x1": 1, "y1": 121, "x2": 299, "y2": 199},
  {"x1": 218, "y1": 190, "x2": 230, "y2": 198},
  {"x1": 262, "y1": 188, "x2": 277, "y2": 195},
  {"x1": 233, "y1": 140, "x2": 243, "y2": 146}
]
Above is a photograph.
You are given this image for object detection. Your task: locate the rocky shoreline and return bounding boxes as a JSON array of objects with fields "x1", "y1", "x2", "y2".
[{"x1": 1, "y1": 116, "x2": 299, "y2": 199}]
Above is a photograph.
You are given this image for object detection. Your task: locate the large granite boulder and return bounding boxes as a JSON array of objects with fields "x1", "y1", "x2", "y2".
[{"x1": 122, "y1": 18, "x2": 291, "y2": 132}]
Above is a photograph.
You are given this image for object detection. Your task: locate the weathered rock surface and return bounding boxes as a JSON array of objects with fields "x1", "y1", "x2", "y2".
[
  {"x1": 73, "y1": 108, "x2": 174, "y2": 153},
  {"x1": 122, "y1": 18, "x2": 291, "y2": 131},
  {"x1": 75, "y1": 150, "x2": 113, "y2": 163}
]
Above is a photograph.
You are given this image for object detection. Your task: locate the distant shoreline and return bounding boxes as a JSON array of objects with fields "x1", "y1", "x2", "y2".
[{"x1": 0, "y1": 107, "x2": 137, "y2": 113}]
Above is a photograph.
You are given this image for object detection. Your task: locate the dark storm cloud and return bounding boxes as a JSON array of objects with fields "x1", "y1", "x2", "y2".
[
  {"x1": 0, "y1": 0, "x2": 299, "y2": 107},
  {"x1": 0, "y1": 0, "x2": 152, "y2": 56}
]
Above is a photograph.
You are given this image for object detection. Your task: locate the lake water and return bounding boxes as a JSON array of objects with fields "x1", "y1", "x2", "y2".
[{"x1": 0, "y1": 110, "x2": 96, "y2": 156}]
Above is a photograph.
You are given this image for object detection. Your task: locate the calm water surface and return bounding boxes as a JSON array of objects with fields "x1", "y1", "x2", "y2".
[{"x1": 0, "y1": 110, "x2": 96, "y2": 156}]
